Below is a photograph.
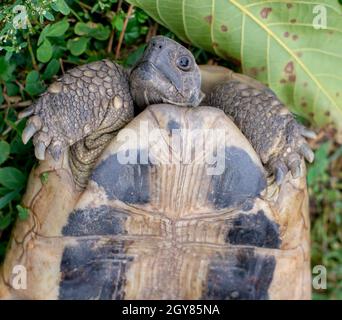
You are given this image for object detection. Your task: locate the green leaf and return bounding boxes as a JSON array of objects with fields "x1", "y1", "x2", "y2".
[
  {"x1": 17, "y1": 205, "x2": 29, "y2": 220},
  {"x1": 0, "y1": 85, "x2": 3, "y2": 105},
  {"x1": 75, "y1": 22, "x2": 110, "y2": 40},
  {"x1": 91, "y1": 25, "x2": 111, "y2": 41},
  {"x1": 45, "y1": 20, "x2": 70, "y2": 37},
  {"x1": 43, "y1": 11, "x2": 55, "y2": 21},
  {"x1": 0, "y1": 167, "x2": 26, "y2": 190},
  {"x1": 25, "y1": 71, "x2": 45, "y2": 96},
  {"x1": 67, "y1": 37, "x2": 89, "y2": 56},
  {"x1": 42, "y1": 58, "x2": 60, "y2": 80},
  {"x1": 5, "y1": 82, "x2": 19, "y2": 96},
  {"x1": 307, "y1": 142, "x2": 331, "y2": 186},
  {"x1": 37, "y1": 39, "x2": 53, "y2": 63},
  {"x1": 0, "y1": 212, "x2": 12, "y2": 230},
  {"x1": 0, "y1": 57, "x2": 15, "y2": 82},
  {"x1": 0, "y1": 141, "x2": 10, "y2": 165},
  {"x1": 128, "y1": 0, "x2": 342, "y2": 139},
  {"x1": 38, "y1": 25, "x2": 50, "y2": 46},
  {"x1": 0, "y1": 190, "x2": 18, "y2": 210},
  {"x1": 112, "y1": 12, "x2": 125, "y2": 31},
  {"x1": 26, "y1": 70, "x2": 39, "y2": 83},
  {"x1": 74, "y1": 22, "x2": 91, "y2": 36},
  {"x1": 51, "y1": 0, "x2": 71, "y2": 15}
]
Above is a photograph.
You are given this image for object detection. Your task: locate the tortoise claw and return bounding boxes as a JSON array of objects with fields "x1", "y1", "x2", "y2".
[
  {"x1": 34, "y1": 141, "x2": 46, "y2": 160},
  {"x1": 48, "y1": 142, "x2": 63, "y2": 161},
  {"x1": 270, "y1": 159, "x2": 288, "y2": 185},
  {"x1": 289, "y1": 160, "x2": 301, "y2": 179},
  {"x1": 18, "y1": 106, "x2": 35, "y2": 119},
  {"x1": 22, "y1": 123, "x2": 38, "y2": 144},
  {"x1": 275, "y1": 163, "x2": 288, "y2": 185},
  {"x1": 300, "y1": 127, "x2": 317, "y2": 140},
  {"x1": 300, "y1": 143, "x2": 315, "y2": 163},
  {"x1": 22, "y1": 116, "x2": 42, "y2": 144},
  {"x1": 286, "y1": 153, "x2": 302, "y2": 179}
]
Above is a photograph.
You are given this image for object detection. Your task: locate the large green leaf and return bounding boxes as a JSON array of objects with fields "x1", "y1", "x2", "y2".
[{"x1": 128, "y1": 0, "x2": 342, "y2": 138}]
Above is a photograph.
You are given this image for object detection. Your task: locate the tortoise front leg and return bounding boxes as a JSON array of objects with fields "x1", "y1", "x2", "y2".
[
  {"x1": 19, "y1": 60, "x2": 134, "y2": 188},
  {"x1": 204, "y1": 73, "x2": 315, "y2": 184}
]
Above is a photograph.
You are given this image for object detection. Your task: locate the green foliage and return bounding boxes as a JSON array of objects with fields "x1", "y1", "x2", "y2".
[
  {"x1": 309, "y1": 141, "x2": 342, "y2": 299},
  {"x1": 128, "y1": 0, "x2": 342, "y2": 138}
]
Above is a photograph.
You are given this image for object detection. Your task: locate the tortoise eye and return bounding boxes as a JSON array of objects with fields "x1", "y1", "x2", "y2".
[{"x1": 177, "y1": 55, "x2": 192, "y2": 71}]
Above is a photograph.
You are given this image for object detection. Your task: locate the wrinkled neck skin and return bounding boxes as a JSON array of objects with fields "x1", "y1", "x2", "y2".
[{"x1": 128, "y1": 67, "x2": 205, "y2": 111}]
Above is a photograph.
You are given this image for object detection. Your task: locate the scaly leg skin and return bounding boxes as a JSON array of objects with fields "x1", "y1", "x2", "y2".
[
  {"x1": 206, "y1": 81, "x2": 316, "y2": 184},
  {"x1": 19, "y1": 60, "x2": 134, "y2": 188}
]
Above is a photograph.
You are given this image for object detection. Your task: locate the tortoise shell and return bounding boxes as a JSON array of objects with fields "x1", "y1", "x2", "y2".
[{"x1": 0, "y1": 104, "x2": 310, "y2": 300}]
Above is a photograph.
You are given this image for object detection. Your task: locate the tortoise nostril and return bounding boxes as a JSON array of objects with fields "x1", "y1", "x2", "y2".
[{"x1": 158, "y1": 45, "x2": 162, "y2": 49}]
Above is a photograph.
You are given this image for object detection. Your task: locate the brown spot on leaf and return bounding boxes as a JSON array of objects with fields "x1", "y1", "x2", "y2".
[
  {"x1": 290, "y1": 19, "x2": 296, "y2": 23},
  {"x1": 204, "y1": 15, "x2": 213, "y2": 24},
  {"x1": 284, "y1": 32, "x2": 290, "y2": 38},
  {"x1": 287, "y1": 3, "x2": 293, "y2": 9},
  {"x1": 260, "y1": 66, "x2": 266, "y2": 72},
  {"x1": 336, "y1": 92, "x2": 340, "y2": 97},
  {"x1": 280, "y1": 79, "x2": 287, "y2": 84},
  {"x1": 221, "y1": 25, "x2": 228, "y2": 32},
  {"x1": 260, "y1": 7, "x2": 272, "y2": 19},
  {"x1": 284, "y1": 61, "x2": 294, "y2": 74},
  {"x1": 289, "y1": 74, "x2": 296, "y2": 82},
  {"x1": 309, "y1": 112, "x2": 314, "y2": 117},
  {"x1": 325, "y1": 111, "x2": 330, "y2": 116},
  {"x1": 292, "y1": 34, "x2": 298, "y2": 41},
  {"x1": 212, "y1": 42, "x2": 219, "y2": 48},
  {"x1": 249, "y1": 67, "x2": 259, "y2": 77},
  {"x1": 296, "y1": 52, "x2": 303, "y2": 57},
  {"x1": 301, "y1": 102, "x2": 307, "y2": 108},
  {"x1": 303, "y1": 82, "x2": 308, "y2": 87}
]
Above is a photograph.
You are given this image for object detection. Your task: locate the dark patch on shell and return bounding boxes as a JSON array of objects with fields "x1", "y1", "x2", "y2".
[
  {"x1": 91, "y1": 150, "x2": 151, "y2": 204},
  {"x1": 62, "y1": 205, "x2": 128, "y2": 236},
  {"x1": 203, "y1": 248, "x2": 275, "y2": 300},
  {"x1": 59, "y1": 239, "x2": 133, "y2": 300},
  {"x1": 167, "y1": 119, "x2": 181, "y2": 131},
  {"x1": 208, "y1": 147, "x2": 266, "y2": 209},
  {"x1": 226, "y1": 210, "x2": 281, "y2": 249}
]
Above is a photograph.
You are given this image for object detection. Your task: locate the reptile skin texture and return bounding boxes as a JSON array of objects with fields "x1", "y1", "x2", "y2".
[
  {"x1": 206, "y1": 81, "x2": 314, "y2": 183},
  {"x1": 19, "y1": 36, "x2": 314, "y2": 188}
]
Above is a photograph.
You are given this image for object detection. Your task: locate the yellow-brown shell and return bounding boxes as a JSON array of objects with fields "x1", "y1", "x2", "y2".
[{"x1": 0, "y1": 104, "x2": 310, "y2": 300}]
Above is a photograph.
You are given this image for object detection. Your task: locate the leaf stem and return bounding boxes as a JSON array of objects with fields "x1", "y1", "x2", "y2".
[
  {"x1": 115, "y1": 4, "x2": 134, "y2": 60},
  {"x1": 27, "y1": 35, "x2": 38, "y2": 71}
]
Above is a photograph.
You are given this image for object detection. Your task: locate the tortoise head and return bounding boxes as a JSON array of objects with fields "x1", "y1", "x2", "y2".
[{"x1": 129, "y1": 36, "x2": 204, "y2": 109}]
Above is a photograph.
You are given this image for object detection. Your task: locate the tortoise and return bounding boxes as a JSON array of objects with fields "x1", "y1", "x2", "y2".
[{"x1": 0, "y1": 36, "x2": 314, "y2": 300}]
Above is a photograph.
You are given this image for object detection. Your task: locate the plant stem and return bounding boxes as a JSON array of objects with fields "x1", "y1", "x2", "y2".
[
  {"x1": 115, "y1": 4, "x2": 134, "y2": 60},
  {"x1": 27, "y1": 35, "x2": 38, "y2": 71}
]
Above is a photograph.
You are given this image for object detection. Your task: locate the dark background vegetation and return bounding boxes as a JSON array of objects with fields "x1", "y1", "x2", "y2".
[{"x1": 0, "y1": 0, "x2": 341, "y2": 299}]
